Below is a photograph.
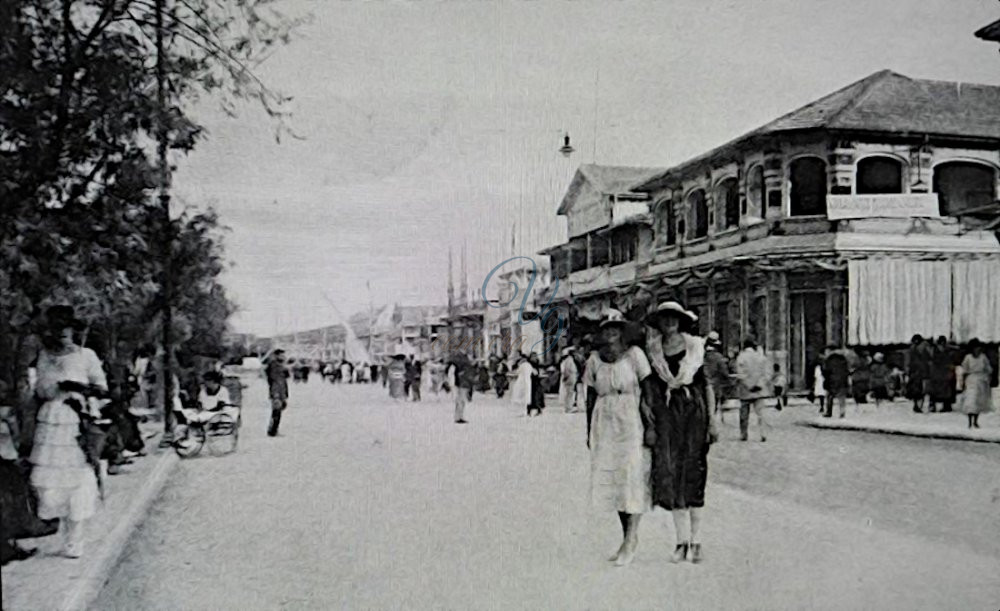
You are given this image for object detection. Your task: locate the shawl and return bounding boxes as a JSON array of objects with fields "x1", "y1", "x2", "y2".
[{"x1": 646, "y1": 329, "x2": 705, "y2": 390}]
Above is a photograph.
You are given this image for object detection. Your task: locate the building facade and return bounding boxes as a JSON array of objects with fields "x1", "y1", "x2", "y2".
[{"x1": 543, "y1": 70, "x2": 1000, "y2": 391}]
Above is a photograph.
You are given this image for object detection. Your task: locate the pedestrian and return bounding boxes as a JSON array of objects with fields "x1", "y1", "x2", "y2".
[
  {"x1": 492, "y1": 358, "x2": 509, "y2": 399},
  {"x1": 410, "y1": 359, "x2": 423, "y2": 402},
  {"x1": 851, "y1": 350, "x2": 871, "y2": 405},
  {"x1": 906, "y1": 335, "x2": 931, "y2": 413},
  {"x1": 583, "y1": 309, "x2": 656, "y2": 567},
  {"x1": 811, "y1": 360, "x2": 826, "y2": 412},
  {"x1": 510, "y1": 353, "x2": 534, "y2": 415},
  {"x1": 387, "y1": 354, "x2": 407, "y2": 400},
  {"x1": 265, "y1": 349, "x2": 289, "y2": 437},
  {"x1": 340, "y1": 360, "x2": 353, "y2": 384},
  {"x1": 644, "y1": 301, "x2": 717, "y2": 564},
  {"x1": 734, "y1": 339, "x2": 772, "y2": 442},
  {"x1": 450, "y1": 353, "x2": 474, "y2": 424},
  {"x1": 957, "y1": 339, "x2": 993, "y2": 428},
  {"x1": 703, "y1": 331, "x2": 731, "y2": 420},
  {"x1": 558, "y1": 348, "x2": 578, "y2": 413},
  {"x1": 928, "y1": 336, "x2": 956, "y2": 413},
  {"x1": 822, "y1": 346, "x2": 850, "y2": 418},
  {"x1": 869, "y1": 353, "x2": 891, "y2": 406},
  {"x1": 771, "y1": 363, "x2": 786, "y2": 411},
  {"x1": 28, "y1": 305, "x2": 107, "y2": 558},
  {"x1": 403, "y1": 356, "x2": 415, "y2": 399},
  {"x1": 528, "y1": 353, "x2": 545, "y2": 416}
]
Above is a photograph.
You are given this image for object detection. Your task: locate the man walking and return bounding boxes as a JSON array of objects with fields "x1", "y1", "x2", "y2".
[
  {"x1": 266, "y1": 349, "x2": 289, "y2": 437},
  {"x1": 703, "y1": 331, "x2": 731, "y2": 421},
  {"x1": 822, "y1": 346, "x2": 850, "y2": 418},
  {"x1": 735, "y1": 339, "x2": 772, "y2": 442},
  {"x1": 450, "y1": 353, "x2": 473, "y2": 424}
]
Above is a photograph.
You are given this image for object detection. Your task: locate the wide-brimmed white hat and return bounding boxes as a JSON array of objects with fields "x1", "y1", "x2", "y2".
[
  {"x1": 706, "y1": 330, "x2": 721, "y2": 343},
  {"x1": 647, "y1": 301, "x2": 698, "y2": 324},
  {"x1": 560, "y1": 347, "x2": 575, "y2": 357},
  {"x1": 599, "y1": 309, "x2": 629, "y2": 328},
  {"x1": 873, "y1": 352, "x2": 885, "y2": 362}
]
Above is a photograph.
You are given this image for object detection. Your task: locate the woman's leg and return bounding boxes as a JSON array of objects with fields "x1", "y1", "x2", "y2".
[
  {"x1": 689, "y1": 506, "x2": 704, "y2": 563},
  {"x1": 671, "y1": 509, "x2": 691, "y2": 561},
  {"x1": 609, "y1": 512, "x2": 629, "y2": 561},
  {"x1": 64, "y1": 518, "x2": 85, "y2": 558},
  {"x1": 615, "y1": 513, "x2": 641, "y2": 566}
]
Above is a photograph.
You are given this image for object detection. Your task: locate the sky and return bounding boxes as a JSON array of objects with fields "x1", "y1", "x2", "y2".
[{"x1": 170, "y1": 0, "x2": 1000, "y2": 337}]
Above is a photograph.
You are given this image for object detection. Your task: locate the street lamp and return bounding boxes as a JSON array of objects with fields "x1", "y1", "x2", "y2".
[{"x1": 559, "y1": 133, "x2": 575, "y2": 158}]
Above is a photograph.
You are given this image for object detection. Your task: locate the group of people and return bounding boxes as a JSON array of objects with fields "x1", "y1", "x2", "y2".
[
  {"x1": 809, "y1": 335, "x2": 995, "y2": 427},
  {"x1": 2, "y1": 306, "x2": 149, "y2": 564},
  {"x1": 582, "y1": 301, "x2": 719, "y2": 567}
]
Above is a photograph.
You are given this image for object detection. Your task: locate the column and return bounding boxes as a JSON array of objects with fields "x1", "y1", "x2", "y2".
[
  {"x1": 908, "y1": 144, "x2": 933, "y2": 193},
  {"x1": 763, "y1": 153, "x2": 784, "y2": 214},
  {"x1": 828, "y1": 142, "x2": 855, "y2": 195}
]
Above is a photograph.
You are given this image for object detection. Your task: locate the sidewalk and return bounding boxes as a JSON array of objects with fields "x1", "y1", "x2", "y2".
[
  {"x1": 1, "y1": 424, "x2": 179, "y2": 611},
  {"x1": 793, "y1": 393, "x2": 1000, "y2": 443}
]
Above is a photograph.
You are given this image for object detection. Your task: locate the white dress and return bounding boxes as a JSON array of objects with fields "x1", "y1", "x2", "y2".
[
  {"x1": 585, "y1": 347, "x2": 652, "y2": 514},
  {"x1": 559, "y1": 357, "x2": 578, "y2": 412},
  {"x1": 510, "y1": 362, "x2": 534, "y2": 409},
  {"x1": 30, "y1": 346, "x2": 106, "y2": 521}
]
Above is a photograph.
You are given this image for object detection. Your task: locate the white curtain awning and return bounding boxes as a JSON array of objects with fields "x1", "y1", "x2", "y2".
[
  {"x1": 848, "y1": 259, "x2": 951, "y2": 345},
  {"x1": 952, "y1": 259, "x2": 1000, "y2": 342},
  {"x1": 848, "y1": 257, "x2": 1000, "y2": 344}
]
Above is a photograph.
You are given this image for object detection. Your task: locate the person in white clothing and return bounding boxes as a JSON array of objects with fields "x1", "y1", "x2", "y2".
[
  {"x1": 558, "y1": 348, "x2": 579, "y2": 413},
  {"x1": 29, "y1": 306, "x2": 106, "y2": 559},
  {"x1": 510, "y1": 354, "x2": 535, "y2": 415}
]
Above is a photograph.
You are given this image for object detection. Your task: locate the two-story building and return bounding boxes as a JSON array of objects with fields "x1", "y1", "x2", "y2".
[
  {"x1": 538, "y1": 164, "x2": 665, "y2": 347},
  {"x1": 630, "y1": 69, "x2": 1000, "y2": 390}
]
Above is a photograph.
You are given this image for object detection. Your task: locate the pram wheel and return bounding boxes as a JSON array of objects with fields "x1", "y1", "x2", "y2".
[
  {"x1": 174, "y1": 425, "x2": 206, "y2": 458},
  {"x1": 206, "y1": 413, "x2": 239, "y2": 455}
]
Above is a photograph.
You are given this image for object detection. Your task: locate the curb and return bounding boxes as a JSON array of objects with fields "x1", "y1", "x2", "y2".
[
  {"x1": 58, "y1": 449, "x2": 180, "y2": 611},
  {"x1": 795, "y1": 419, "x2": 1000, "y2": 444}
]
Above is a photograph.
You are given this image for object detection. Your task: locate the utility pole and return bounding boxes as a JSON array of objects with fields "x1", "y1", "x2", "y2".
[
  {"x1": 367, "y1": 280, "x2": 374, "y2": 358},
  {"x1": 155, "y1": 0, "x2": 175, "y2": 447}
]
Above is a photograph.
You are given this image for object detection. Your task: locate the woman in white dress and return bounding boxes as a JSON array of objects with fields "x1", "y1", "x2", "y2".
[
  {"x1": 30, "y1": 306, "x2": 107, "y2": 558},
  {"x1": 510, "y1": 354, "x2": 534, "y2": 416},
  {"x1": 558, "y1": 348, "x2": 579, "y2": 413},
  {"x1": 583, "y1": 309, "x2": 656, "y2": 567},
  {"x1": 958, "y1": 338, "x2": 993, "y2": 429}
]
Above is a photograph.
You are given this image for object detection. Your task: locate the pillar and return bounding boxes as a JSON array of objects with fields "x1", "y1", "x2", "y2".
[{"x1": 828, "y1": 142, "x2": 855, "y2": 195}]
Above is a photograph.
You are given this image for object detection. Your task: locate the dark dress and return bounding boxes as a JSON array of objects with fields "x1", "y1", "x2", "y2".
[
  {"x1": 927, "y1": 347, "x2": 955, "y2": 406},
  {"x1": 650, "y1": 351, "x2": 710, "y2": 510},
  {"x1": 906, "y1": 347, "x2": 930, "y2": 400}
]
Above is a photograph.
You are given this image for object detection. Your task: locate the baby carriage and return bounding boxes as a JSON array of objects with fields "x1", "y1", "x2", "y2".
[{"x1": 173, "y1": 375, "x2": 242, "y2": 458}]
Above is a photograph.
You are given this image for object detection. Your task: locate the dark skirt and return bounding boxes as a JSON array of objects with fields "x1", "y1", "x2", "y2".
[
  {"x1": 651, "y1": 385, "x2": 710, "y2": 510},
  {"x1": 0, "y1": 460, "x2": 59, "y2": 542}
]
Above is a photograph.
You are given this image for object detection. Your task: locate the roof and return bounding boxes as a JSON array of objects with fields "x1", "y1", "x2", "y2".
[
  {"x1": 636, "y1": 70, "x2": 1000, "y2": 191},
  {"x1": 975, "y1": 18, "x2": 1000, "y2": 41},
  {"x1": 557, "y1": 164, "x2": 664, "y2": 215}
]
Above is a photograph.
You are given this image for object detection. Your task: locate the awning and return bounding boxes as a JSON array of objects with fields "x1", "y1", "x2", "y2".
[{"x1": 848, "y1": 257, "x2": 1000, "y2": 344}]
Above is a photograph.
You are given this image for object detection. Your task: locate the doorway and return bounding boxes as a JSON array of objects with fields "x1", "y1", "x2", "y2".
[{"x1": 790, "y1": 292, "x2": 827, "y2": 391}]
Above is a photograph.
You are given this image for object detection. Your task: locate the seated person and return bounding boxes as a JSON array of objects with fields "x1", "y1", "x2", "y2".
[{"x1": 179, "y1": 371, "x2": 239, "y2": 425}]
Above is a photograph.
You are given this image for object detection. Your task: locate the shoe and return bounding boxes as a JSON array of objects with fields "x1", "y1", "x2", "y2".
[
  {"x1": 614, "y1": 547, "x2": 635, "y2": 567},
  {"x1": 455, "y1": 420, "x2": 467, "y2": 424},
  {"x1": 689, "y1": 543, "x2": 702, "y2": 564},
  {"x1": 760, "y1": 436, "x2": 767, "y2": 442},
  {"x1": 62, "y1": 543, "x2": 83, "y2": 559},
  {"x1": 740, "y1": 435, "x2": 748, "y2": 442},
  {"x1": 671, "y1": 542, "x2": 689, "y2": 563}
]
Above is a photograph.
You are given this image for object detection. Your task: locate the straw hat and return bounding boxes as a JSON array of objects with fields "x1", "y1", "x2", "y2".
[
  {"x1": 647, "y1": 301, "x2": 698, "y2": 324},
  {"x1": 599, "y1": 309, "x2": 629, "y2": 328},
  {"x1": 873, "y1": 352, "x2": 884, "y2": 362},
  {"x1": 706, "y1": 330, "x2": 721, "y2": 343}
]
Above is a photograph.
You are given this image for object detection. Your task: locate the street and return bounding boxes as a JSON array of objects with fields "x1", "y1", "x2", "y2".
[{"x1": 93, "y1": 378, "x2": 1000, "y2": 610}]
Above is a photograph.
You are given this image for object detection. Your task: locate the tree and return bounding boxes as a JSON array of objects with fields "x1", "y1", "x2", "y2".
[{"x1": 0, "y1": 0, "x2": 301, "y2": 402}]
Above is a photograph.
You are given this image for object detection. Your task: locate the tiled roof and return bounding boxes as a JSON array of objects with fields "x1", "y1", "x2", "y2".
[
  {"x1": 557, "y1": 164, "x2": 664, "y2": 215},
  {"x1": 636, "y1": 70, "x2": 1000, "y2": 191}
]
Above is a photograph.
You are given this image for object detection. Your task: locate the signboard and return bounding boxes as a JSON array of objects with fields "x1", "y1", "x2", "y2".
[{"x1": 827, "y1": 193, "x2": 940, "y2": 220}]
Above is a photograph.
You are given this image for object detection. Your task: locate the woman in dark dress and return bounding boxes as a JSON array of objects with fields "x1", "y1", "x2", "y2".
[
  {"x1": 907, "y1": 335, "x2": 931, "y2": 413},
  {"x1": 527, "y1": 353, "x2": 545, "y2": 416},
  {"x1": 644, "y1": 301, "x2": 717, "y2": 564},
  {"x1": 927, "y1": 336, "x2": 955, "y2": 413}
]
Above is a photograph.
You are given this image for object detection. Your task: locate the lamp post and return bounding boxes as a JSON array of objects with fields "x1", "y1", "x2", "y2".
[{"x1": 559, "y1": 133, "x2": 575, "y2": 158}]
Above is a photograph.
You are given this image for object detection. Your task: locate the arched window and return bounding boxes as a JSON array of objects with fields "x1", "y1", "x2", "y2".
[
  {"x1": 746, "y1": 165, "x2": 764, "y2": 219},
  {"x1": 656, "y1": 199, "x2": 676, "y2": 246},
  {"x1": 789, "y1": 157, "x2": 827, "y2": 216},
  {"x1": 933, "y1": 161, "x2": 997, "y2": 216},
  {"x1": 687, "y1": 189, "x2": 708, "y2": 239},
  {"x1": 856, "y1": 156, "x2": 904, "y2": 194},
  {"x1": 716, "y1": 178, "x2": 739, "y2": 230}
]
